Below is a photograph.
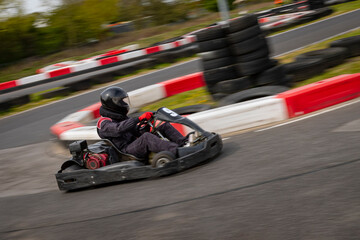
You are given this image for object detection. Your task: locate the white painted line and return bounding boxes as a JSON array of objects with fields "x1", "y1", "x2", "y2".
[
  {"x1": 274, "y1": 27, "x2": 360, "y2": 57},
  {"x1": 256, "y1": 98, "x2": 360, "y2": 132}
]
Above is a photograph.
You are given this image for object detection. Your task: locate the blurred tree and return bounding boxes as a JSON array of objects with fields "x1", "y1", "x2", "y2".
[
  {"x1": 0, "y1": 0, "x2": 203, "y2": 65},
  {"x1": 46, "y1": 0, "x2": 119, "y2": 46},
  {"x1": 201, "y1": 0, "x2": 236, "y2": 12}
]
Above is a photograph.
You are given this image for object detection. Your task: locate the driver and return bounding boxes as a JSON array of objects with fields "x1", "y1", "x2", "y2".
[{"x1": 97, "y1": 86, "x2": 188, "y2": 159}]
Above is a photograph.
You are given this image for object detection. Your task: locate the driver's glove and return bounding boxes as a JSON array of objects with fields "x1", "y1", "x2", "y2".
[{"x1": 139, "y1": 112, "x2": 153, "y2": 121}]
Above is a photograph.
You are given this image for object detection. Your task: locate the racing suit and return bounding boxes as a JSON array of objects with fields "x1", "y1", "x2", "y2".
[{"x1": 97, "y1": 106, "x2": 186, "y2": 158}]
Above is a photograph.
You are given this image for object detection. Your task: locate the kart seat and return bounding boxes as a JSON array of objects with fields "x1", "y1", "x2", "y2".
[{"x1": 102, "y1": 139, "x2": 145, "y2": 162}]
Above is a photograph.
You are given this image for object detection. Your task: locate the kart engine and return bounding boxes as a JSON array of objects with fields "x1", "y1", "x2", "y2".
[
  {"x1": 69, "y1": 140, "x2": 87, "y2": 162},
  {"x1": 84, "y1": 153, "x2": 108, "y2": 170},
  {"x1": 69, "y1": 140, "x2": 109, "y2": 170}
]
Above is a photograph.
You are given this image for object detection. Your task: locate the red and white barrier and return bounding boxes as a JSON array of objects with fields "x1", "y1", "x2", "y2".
[
  {"x1": 51, "y1": 73, "x2": 360, "y2": 141},
  {"x1": 50, "y1": 72, "x2": 205, "y2": 140},
  {"x1": 260, "y1": 11, "x2": 313, "y2": 30},
  {"x1": 277, "y1": 73, "x2": 360, "y2": 118},
  {"x1": 0, "y1": 36, "x2": 196, "y2": 92}
]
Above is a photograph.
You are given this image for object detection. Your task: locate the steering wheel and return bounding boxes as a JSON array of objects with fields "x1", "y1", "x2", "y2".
[{"x1": 137, "y1": 118, "x2": 150, "y2": 132}]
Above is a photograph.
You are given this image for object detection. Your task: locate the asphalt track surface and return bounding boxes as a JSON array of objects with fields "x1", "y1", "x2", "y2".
[
  {"x1": 1, "y1": 99, "x2": 360, "y2": 239},
  {"x1": 1, "y1": 10, "x2": 360, "y2": 240},
  {"x1": 0, "y1": 9, "x2": 359, "y2": 149}
]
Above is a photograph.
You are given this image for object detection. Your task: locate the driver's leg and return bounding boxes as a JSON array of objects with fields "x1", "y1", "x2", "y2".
[
  {"x1": 124, "y1": 132, "x2": 178, "y2": 158},
  {"x1": 157, "y1": 122, "x2": 187, "y2": 145}
]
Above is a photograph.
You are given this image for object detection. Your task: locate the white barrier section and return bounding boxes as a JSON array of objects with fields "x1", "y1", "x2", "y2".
[
  {"x1": 188, "y1": 97, "x2": 288, "y2": 135},
  {"x1": 128, "y1": 84, "x2": 166, "y2": 108},
  {"x1": 60, "y1": 126, "x2": 101, "y2": 140},
  {"x1": 161, "y1": 43, "x2": 176, "y2": 50},
  {"x1": 17, "y1": 73, "x2": 48, "y2": 85},
  {"x1": 56, "y1": 111, "x2": 94, "y2": 125},
  {"x1": 121, "y1": 50, "x2": 147, "y2": 61},
  {"x1": 72, "y1": 61, "x2": 99, "y2": 72}
]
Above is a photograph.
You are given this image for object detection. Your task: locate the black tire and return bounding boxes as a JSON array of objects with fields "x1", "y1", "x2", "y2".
[
  {"x1": 253, "y1": 65, "x2": 287, "y2": 86},
  {"x1": 282, "y1": 58, "x2": 326, "y2": 82},
  {"x1": 194, "y1": 25, "x2": 226, "y2": 42},
  {"x1": 65, "y1": 80, "x2": 92, "y2": 91},
  {"x1": 198, "y1": 48, "x2": 231, "y2": 61},
  {"x1": 151, "y1": 151, "x2": 176, "y2": 168},
  {"x1": 227, "y1": 25, "x2": 262, "y2": 44},
  {"x1": 231, "y1": 35, "x2": 268, "y2": 55},
  {"x1": 295, "y1": 47, "x2": 349, "y2": 69},
  {"x1": 227, "y1": 14, "x2": 259, "y2": 33},
  {"x1": 171, "y1": 45, "x2": 199, "y2": 58},
  {"x1": 218, "y1": 85, "x2": 290, "y2": 106},
  {"x1": 211, "y1": 93, "x2": 228, "y2": 101},
  {"x1": 236, "y1": 47, "x2": 270, "y2": 62},
  {"x1": 197, "y1": 38, "x2": 228, "y2": 53},
  {"x1": 235, "y1": 57, "x2": 276, "y2": 76},
  {"x1": 203, "y1": 65, "x2": 239, "y2": 84},
  {"x1": 214, "y1": 77, "x2": 253, "y2": 94},
  {"x1": 153, "y1": 51, "x2": 176, "y2": 64},
  {"x1": 330, "y1": 35, "x2": 360, "y2": 58},
  {"x1": 172, "y1": 104, "x2": 212, "y2": 115},
  {"x1": 62, "y1": 164, "x2": 83, "y2": 173},
  {"x1": 202, "y1": 57, "x2": 234, "y2": 71}
]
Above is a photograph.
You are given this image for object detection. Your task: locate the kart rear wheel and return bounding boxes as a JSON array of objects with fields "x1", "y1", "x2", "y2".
[
  {"x1": 62, "y1": 164, "x2": 83, "y2": 173},
  {"x1": 151, "y1": 151, "x2": 176, "y2": 168}
]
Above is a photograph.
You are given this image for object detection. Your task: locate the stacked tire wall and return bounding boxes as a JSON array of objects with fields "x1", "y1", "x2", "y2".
[
  {"x1": 282, "y1": 35, "x2": 360, "y2": 82},
  {"x1": 195, "y1": 14, "x2": 291, "y2": 101}
]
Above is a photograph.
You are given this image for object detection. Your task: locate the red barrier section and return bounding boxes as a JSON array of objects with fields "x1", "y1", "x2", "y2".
[
  {"x1": 99, "y1": 56, "x2": 118, "y2": 65},
  {"x1": 160, "y1": 72, "x2": 205, "y2": 97},
  {"x1": 79, "y1": 102, "x2": 102, "y2": 119},
  {"x1": 146, "y1": 46, "x2": 160, "y2": 55},
  {"x1": 50, "y1": 121, "x2": 85, "y2": 136},
  {"x1": 277, "y1": 74, "x2": 360, "y2": 118},
  {"x1": 48, "y1": 67, "x2": 72, "y2": 78},
  {"x1": 0, "y1": 80, "x2": 18, "y2": 90}
]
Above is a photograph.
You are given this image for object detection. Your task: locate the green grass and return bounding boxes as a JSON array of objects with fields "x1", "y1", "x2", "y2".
[
  {"x1": 140, "y1": 87, "x2": 217, "y2": 112},
  {"x1": 331, "y1": 0, "x2": 360, "y2": 15}
]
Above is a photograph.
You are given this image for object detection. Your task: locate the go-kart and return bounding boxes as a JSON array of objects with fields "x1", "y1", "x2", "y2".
[{"x1": 55, "y1": 107, "x2": 223, "y2": 191}]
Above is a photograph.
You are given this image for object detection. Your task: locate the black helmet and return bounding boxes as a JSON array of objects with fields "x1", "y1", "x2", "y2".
[{"x1": 100, "y1": 86, "x2": 130, "y2": 114}]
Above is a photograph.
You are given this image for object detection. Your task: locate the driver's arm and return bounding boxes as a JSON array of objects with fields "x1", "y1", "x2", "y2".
[{"x1": 98, "y1": 118, "x2": 140, "y2": 138}]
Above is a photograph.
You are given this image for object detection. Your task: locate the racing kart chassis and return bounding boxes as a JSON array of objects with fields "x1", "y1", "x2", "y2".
[{"x1": 55, "y1": 107, "x2": 223, "y2": 191}]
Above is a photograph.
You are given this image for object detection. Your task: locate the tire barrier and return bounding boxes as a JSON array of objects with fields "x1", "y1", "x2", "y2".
[
  {"x1": 218, "y1": 85, "x2": 290, "y2": 106},
  {"x1": 194, "y1": 25, "x2": 235, "y2": 96},
  {"x1": 195, "y1": 14, "x2": 290, "y2": 100},
  {"x1": 51, "y1": 73, "x2": 360, "y2": 140},
  {"x1": 308, "y1": 0, "x2": 326, "y2": 9},
  {"x1": 330, "y1": 35, "x2": 360, "y2": 58},
  {"x1": 295, "y1": 47, "x2": 349, "y2": 68},
  {"x1": 172, "y1": 104, "x2": 213, "y2": 115},
  {"x1": 282, "y1": 34, "x2": 360, "y2": 82}
]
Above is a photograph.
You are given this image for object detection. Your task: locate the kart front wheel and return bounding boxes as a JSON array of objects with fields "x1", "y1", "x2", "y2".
[{"x1": 151, "y1": 151, "x2": 176, "y2": 168}]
